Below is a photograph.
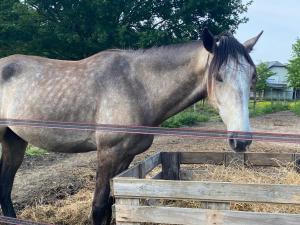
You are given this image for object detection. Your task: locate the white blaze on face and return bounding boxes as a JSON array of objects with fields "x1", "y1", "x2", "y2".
[{"x1": 213, "y1": 56, "x2": 254, "y2": 133}]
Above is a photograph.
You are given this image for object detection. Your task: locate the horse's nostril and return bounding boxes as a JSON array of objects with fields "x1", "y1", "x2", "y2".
[{"x1": 228, "y1": 133, "x2": 252, "y2": 152}]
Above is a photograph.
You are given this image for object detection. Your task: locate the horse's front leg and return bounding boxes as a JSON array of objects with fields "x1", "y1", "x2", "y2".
[
  {"x1": 92, "y1": 147, "x2": 134, "y2": 225},
  {"x1": 92, "y1": 134, "x2": 154, "y2": 225}
]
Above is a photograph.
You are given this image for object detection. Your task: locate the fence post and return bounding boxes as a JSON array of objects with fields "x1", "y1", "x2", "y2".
[
  {"x1": 161, "y1": 152, "x2": 180, "y2": 180},
  {"x1": 115, "y1": 198, "x2": 140, "y2": 225}
]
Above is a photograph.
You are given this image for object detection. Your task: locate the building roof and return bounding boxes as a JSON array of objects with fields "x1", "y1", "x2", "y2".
[
  {"x1": 267, "y1": 83, "x2": 287, "y2": 89},
  {"x1": 265, "y1": 61, "x2": 286, "y2": 68}
]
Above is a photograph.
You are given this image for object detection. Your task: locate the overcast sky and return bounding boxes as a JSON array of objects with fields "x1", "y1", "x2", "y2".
[{"x1": 235, "y1": 0, "x2": 300, "y2": 64}]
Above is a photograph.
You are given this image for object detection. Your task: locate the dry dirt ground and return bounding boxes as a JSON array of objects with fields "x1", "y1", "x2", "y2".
[{"x1": 10, "y1": 111, "x2": 300, "y2": 220}]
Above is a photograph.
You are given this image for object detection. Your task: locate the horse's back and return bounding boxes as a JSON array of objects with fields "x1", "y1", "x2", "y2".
[
  {"x1": 0, "y1": 51, "x2": 140, "y2": 120},
  {"x1": 0, "y1": 51, "x2": 130, "y2": 83},
  {"x1": 0, "y1": 52, "x2": 147, "y2": 152}
]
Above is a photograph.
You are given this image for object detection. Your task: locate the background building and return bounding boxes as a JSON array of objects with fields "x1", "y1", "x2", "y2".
[{"x1": 263, "y1": 61, "x2": 297, "y2": 100}]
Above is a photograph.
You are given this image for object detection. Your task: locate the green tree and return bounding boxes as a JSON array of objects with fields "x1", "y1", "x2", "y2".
[
  {"x1": 253, "y1": 63, "x2": 275, "y2": 108},
  {"x1": 0, "y1": 0, "x2": 40, "y2": 56},
  {"x1": 287, "y1": 39, "x2": 300, "y2": 97},
  {"x1": 0, "y1": 0, "x2": 252, "y2": 59},
  {"x1": 255, "y1": 63, "x2": 275, "y2": 93}
]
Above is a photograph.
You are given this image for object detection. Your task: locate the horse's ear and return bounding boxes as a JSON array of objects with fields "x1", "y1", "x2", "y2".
[
  {"x1": 243, "y1": 31, "x2": 263, "y2": 53},
  {"x1": 202, "y1": 27, "x2": 215, "y2": 53}
]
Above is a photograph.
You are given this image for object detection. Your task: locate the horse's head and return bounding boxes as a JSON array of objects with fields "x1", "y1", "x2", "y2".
[{"x1": 202, "y1": 28, "x2": 263, "y2": 152}]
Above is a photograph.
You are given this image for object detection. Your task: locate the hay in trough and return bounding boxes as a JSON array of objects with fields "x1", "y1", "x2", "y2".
[{"x1": 178, "y1": 163, "x2": 300, "y2": 214}]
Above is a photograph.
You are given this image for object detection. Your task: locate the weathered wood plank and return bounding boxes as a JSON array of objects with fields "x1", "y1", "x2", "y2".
[
  {"x1": 161, "y1": 152, "x2": 180, "y2": 180},
  {"x1": 115, "y1": 205, "x2": 300, "y2": 225},
  {"x1": 117, "y1": 153, "x2": 160, "y2": 178},
  {"x1": 117, "y1": 164, "x2": 140, "y2": 178},
  {"x1": 113, "y1": 178, "x2": 300, "y2": 204},
  {"x1": 142, "y1": 152, "x2": 161, "y2": 176},
  {"x1": 179, "y1": 152, "x2": 296, "y2": 167},
  {"x1": 180, "y1": 152, "x2": 224, "y2": 164},
  {"x1": 245, "y1": 153, "x2": 294, "y2": 167},
  {"x1": 115, "y1": 199, "x2": 140, "y2": 225}
]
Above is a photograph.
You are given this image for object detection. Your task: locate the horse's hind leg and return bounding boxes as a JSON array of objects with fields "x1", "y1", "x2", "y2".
[{"x1": 0, "y1": 128, "x2": 27, "y2": 217}]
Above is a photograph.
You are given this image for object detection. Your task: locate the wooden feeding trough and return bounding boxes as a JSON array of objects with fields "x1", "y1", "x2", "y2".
[{"x1": 112, "y1": 151, "x2": 300, "y2": 225}]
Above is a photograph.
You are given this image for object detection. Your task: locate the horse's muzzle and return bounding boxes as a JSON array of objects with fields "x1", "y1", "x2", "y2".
[{"x1": 228, "y1": 133, "x2": 252, "y2": 152}]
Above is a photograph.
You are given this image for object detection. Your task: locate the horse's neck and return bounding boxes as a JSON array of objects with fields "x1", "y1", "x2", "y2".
[{"x1": 134, "y1": 43, "x2": 209, "y2": 125}]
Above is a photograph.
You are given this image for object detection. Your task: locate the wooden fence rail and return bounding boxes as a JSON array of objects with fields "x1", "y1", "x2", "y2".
[
  {"x1": 113, "y1": 151, "x2": 300, "y2": 225},
  {"x1": 115, "y1": 205, "x2": 300, "y2": 225},
  {"x1": 114, "y1": 178, "x2": 300, "y2": 204}
]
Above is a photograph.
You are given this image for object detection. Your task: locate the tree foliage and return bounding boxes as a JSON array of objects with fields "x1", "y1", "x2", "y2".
[
  {"x1": 287, "y1": 39, "x2": 300, "y2": 89},
  {"x1": 0, "y1": 0, "x2": 40, "y2": 56},
  {"x1": 0, "y1": 0, "x2": 252, "y2": 59},
  {"x1": 255, "y1": 62, "x2": 275, "y2": 92}
]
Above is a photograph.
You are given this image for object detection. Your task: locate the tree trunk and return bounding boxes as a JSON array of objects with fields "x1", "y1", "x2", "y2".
[{"x1": 253, "y1": 89, "x2": 257, "y2": 111}]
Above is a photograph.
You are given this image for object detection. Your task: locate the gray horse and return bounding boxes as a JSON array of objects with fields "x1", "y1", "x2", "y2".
[{"x1": 0, "y1": 28, "x2": 262, "y2": 224}]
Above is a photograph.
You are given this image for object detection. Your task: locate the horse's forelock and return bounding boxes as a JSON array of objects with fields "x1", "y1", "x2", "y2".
[
  {"x1": 207, "y1": 33, "x2": 255, "y2": 97},
  {"x1": 210, "y1": 34, "x2": 255, "y2": 75}
]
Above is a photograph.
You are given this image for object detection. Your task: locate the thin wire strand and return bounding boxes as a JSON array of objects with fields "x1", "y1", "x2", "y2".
[
  {"x1": 0, "y1": 216, "x2": 53, "y2": 225},
  {"x1": 1, "y1": 119, "x2": 299, "y2": 144}
]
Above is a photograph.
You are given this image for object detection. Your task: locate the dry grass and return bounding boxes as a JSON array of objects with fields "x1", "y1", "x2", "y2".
[
  {"x1": 19, "y1": 169, "x2": 96, "y2": 225},
  {"x1": 19, "y1": 163, "x2": 300, "y2": 225},
  {"x1": 20, "y1": 189, "x2": 93, "y2": 225}
]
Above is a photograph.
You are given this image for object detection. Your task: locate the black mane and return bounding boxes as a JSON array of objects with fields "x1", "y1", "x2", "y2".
[{"x1": 209, "y1": 32, "x2": 255, "y2": 76}]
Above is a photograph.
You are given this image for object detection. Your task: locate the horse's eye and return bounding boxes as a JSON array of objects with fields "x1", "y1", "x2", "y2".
[{"x1": 216, "y1": 75, "x2": 223, "y2": 82}]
